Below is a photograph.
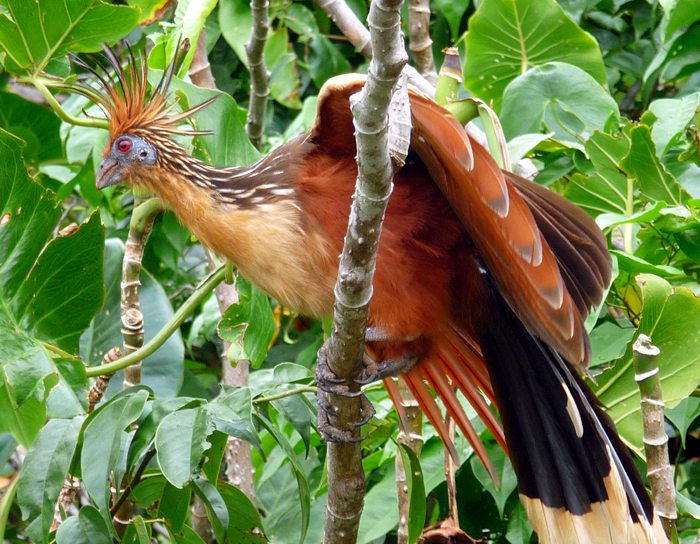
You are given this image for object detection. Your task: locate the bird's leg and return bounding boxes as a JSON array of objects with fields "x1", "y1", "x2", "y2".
[
  {"x1": 315, "y1": 341, "x2": 375, "y2": 443},
  {"x1": 356, "y1": 327, "x2": 420, "y2": 384},
  {"x1": 315, "y1": 328, "x2": 419, "y2": 442}
]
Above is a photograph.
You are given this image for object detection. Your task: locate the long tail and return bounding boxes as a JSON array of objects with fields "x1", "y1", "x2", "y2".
[{"x1": 470, "y1": 272, "x2": 666, "y2": 544}]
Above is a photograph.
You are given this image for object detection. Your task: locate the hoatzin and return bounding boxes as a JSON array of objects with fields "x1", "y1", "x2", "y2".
[{"x1": 75, "y1": 50, "x2": 668, "y2": 544}]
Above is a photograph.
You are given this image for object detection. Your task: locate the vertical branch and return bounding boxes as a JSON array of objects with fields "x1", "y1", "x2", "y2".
[
  {"x1": 322, "y1": 0, "x2": 408, "y2": 542},
  {"x1": 189, "y1": 30, "x2": 257, "y2": 506},
  {"x1": 395, "y1": 380, "x2": 423, "y2": 544},
  {"x1": 632, "y1": 334, "x2": 676, "y2": 541},
  {"x1": 121, "y1": 198, "x2": 164, "y2": 388},
  {"x1": 443, "y1": 410, "x2": 458, "y2": 527},
  {"x1": 245, "y1": 0, "x2": 270, "y2": 150},
  {"x1": 113, "y1": 197, "x2": 162, "y2": 537},
  {"x1": 407, "y1": 0, "x2": 437, "y2": 85}
]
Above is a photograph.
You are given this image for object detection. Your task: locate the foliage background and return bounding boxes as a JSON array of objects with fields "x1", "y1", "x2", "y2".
[{"x1": 2, "y1": 0, "x2": 700, "y2": 542}]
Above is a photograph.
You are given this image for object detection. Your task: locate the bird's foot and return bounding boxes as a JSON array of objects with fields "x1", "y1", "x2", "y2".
[{"x1": 315, "y1": 341, "x2": 375, "y2": 443}]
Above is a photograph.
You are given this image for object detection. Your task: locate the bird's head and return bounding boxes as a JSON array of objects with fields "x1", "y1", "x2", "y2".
[
  {"x1": 96, "y1": 133, "x2": 157, "y2": 189},
  {"x1": 70, "y1": 46, "x2": 217, "y2": 191}
]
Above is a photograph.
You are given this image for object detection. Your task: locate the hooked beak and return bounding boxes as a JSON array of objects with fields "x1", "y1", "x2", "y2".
[{"x1": 95, "y1": 157, "x2": 122, "y2": 190}]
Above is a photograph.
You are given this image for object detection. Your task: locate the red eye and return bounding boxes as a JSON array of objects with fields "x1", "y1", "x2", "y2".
[{"x1": 117, "y1": 139, "x2": 131, "y2": 152}]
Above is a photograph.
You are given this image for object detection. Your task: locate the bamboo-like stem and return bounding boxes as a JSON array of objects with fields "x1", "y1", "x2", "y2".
[
  {"x1": 85, "y1": 266, "x2": 226, "y2": 377},
  {"x1": 245, "y1": 0, "x2": 270, "y2": 150},
  {"x1": 121, "y1": 198, "x2": 164, "y2": 389},
  {"x1": 321, "y1": 0, "x2": 408, "y2": 542},
  {"x1": 189, "y1": 29, "x2": 258, "y2": 506},
  {"x1": 395, "y1": 380, "x2": 424, "y2": 544},
  {"x1": 407, "y1": 0, "x2": 437, "y2": 85},
  {"x1": 50, "y1": 477, "x2": 80, "y2": 531},
  {"x1": 632, "y1": 334, "x2": 676, "y2": 541}
]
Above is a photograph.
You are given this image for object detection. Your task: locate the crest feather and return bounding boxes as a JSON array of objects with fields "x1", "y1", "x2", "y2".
[{"x1": 68, "y1": 44, "x2": 219, "y2": 142}]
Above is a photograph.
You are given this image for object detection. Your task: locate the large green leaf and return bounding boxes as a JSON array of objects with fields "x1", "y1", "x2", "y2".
[
  {"x1": 0, "y1": 91, "x2": 63, "y2": 165},
  {"x1": 80, "y1": 238, "x2": 184, "y2": 400},
  {"x1": 622, "y1": 125, "x2": 690, "y2": 206},
  {"x1": 462, "y1": 0, "x2": 606, "y2": 110},
  {"x1": 593, "y1": 275, "x2": 700, "y2": 454},
  {"x1": 564, "y1": 130, "x2": 630, "y2": 217},
  {"x1": 500, "y1": 62, "x2": 619, "y2": 143},
  {"x1": 55, "y1": 505, "x2": 111, "y2": 544},
  {"x1": 470, "y1": 441, "x2": 518, "y2": 517},
  {"x1": 81, "y1": 390, "x2": 149, "y2": 524},
  {"x1": 0, "y1": 128, "x2": 103, "y2": 445},
  {"x1": 17, "y1": 416, "x2": 85, "y2": 544},
  {"x1": 0, "y1": 0, "x2": 139, "y2": 74},
  {"x1": 218, "y1": 481, "x2": 268, "y2": 543},
  {"x1": 155, "y1": 407, "x2": 214, "y2": 489},
  {"x1": 648, "y1": 93, "x2": 700, "y2": 157}
]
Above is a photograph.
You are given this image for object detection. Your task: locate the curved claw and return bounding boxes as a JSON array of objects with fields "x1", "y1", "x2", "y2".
[{"x1": 347, "y1": 395, "x2": 375, "y2": 427}]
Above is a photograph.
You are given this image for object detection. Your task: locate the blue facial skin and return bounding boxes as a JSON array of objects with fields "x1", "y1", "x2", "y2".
[{"x1": 95, "y1": 135, "x2": 156, "y2": 190}]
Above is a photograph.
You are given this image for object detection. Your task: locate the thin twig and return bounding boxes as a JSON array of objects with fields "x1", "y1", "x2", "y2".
[
  {"x1": 85, "y1": 266, "x2": 226, "y2": 378},
  {"x1": 245, "y1": 0, "x2": 270, "y2": 150},
  {"x1": 87, "y1": 347, "x2": 122, "y2": 413},
  {"x1": 109, "y1": 449, "x2": 158, "y2": 518},
  {"x1": 321, "y1": 0, "x2": 408, "y2": 542}
]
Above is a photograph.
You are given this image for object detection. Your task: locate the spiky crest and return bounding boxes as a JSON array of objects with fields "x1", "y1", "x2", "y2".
[{"x1": 68, "y1": 44, "x2": 218, "y2": 144}]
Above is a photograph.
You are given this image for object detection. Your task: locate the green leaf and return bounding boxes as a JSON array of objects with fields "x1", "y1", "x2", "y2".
[
  {"x1": 462, "y1": 0, "x2": 606, "y2": 110},
  {"x1": 0, "y1": 0, "x2": 139, "y2": 74},
  {"x1": 82, "y1": 390, "x2": 149, "y2": 523},
  {"x1": 433, "y1": 0, "x2": 468, "y2": 40},
  {"x1": 80, "y1": 239, "x2": 184, "y2": 400},
  {"x1": 588, "y1": 321, "x2": 636, "y2": 367},
  {"x1": 565, "y1": 130, "x2": 630, "y2": 217},
  {"x1": 273, "y1": 363, "x2": 313, "y2": 385},
  {"x1": 0, "y1": 90, "x2": 63, "y2": 165},
  {"x1": 126, "y1": 0, "x2": 171, "y2": 24},
  {"x1": 219, "y1": 0, "x2": 252, "y2": 66},
  {"x1": 192, "y1": 475, "x2": 228, "y2": 544},
  {"x1": 662, "y1": 0, "x2": 700, "y2": 40},
  {"x1": 397, "y1": 444, "x2": 426, "y2": 544},
  {"x1": 500, "y1": 63, "x2": 619, "y2": 142},
  {"x1": 130, "y1": 474, "x2": 192, "y2": 533},
  {"x1": 127, "y1": 398, "x2": 201, "y2": 474},
  {"x1": 677, "y1": 492, "x2": 700, "y2": 520},
  {"x1": 218, "y1": 277, "x2": 275, "y2": 369},
  {"x1": 306, "y1": 33, "x2": 352, "y2": 89},
  {"x1": 17, "y1": 416, "x2": 84, "y2": 544},
  {"x1": 659, "y1": 24, "x2": 700, "y2": 84},
  {"x1": 593, "y1": 275, "x2": 700, "y2": 454},
  {"x1": 265, "y1": 29, "x2": 301, "y2": 109},
  {"x1": 55, "y1": 505, "x2": 111, "y2": 544},
  {"x1": 665, "y1": 397, "x2": 700, "y2": 448},
  {"x1": 121, "y1": 516, "x2": 151, "y2": 544},
  {"x1": 271, "y1": 393, "x2": 312, "y2": 455},
  {"x1": 255, "y1": 414, "x2": 310, "y2": 544},
  {"x1": 649, "y1": 93, "x2": 700, "y2": 156},
  {"x1": 595, "y1": 202, "x2": 666, "y2": 231},
  {"x1": 218, "y1": 481, "x2": 268, "y2": 543},
  {"x1": 470, "y1": 441, "x2": 517, "y2": 517},
  {"x1": 202, "y1": 430, "x2": 228, "y2": 484},
  {"x1": 505, "y1": 501, "x2": 534, "y2": 544},
  {"x1": 623, "y1": 125, "x2": 691, "y2": 206},
  {"x1": 155, "y1": 407, "x2": 214, "y2": 489},
  {"x1": 0, "y1": 129, "x2": 103, "y2": 444},
  {"x1": 174, "y1": 0, "x2": 218, "y2": 77},
  {"x1": 611, "y1": 250, "x2": 684, "y2": 278}
]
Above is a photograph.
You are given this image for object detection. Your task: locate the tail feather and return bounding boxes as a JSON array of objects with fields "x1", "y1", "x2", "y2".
[{"x1": 475, "y1": 280, "x2": 665, "y2": 544}]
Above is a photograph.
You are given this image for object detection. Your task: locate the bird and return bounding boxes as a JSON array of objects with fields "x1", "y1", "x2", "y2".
[{"x1": 73, "y1": 48, "x2": 668, "y2": 544}]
